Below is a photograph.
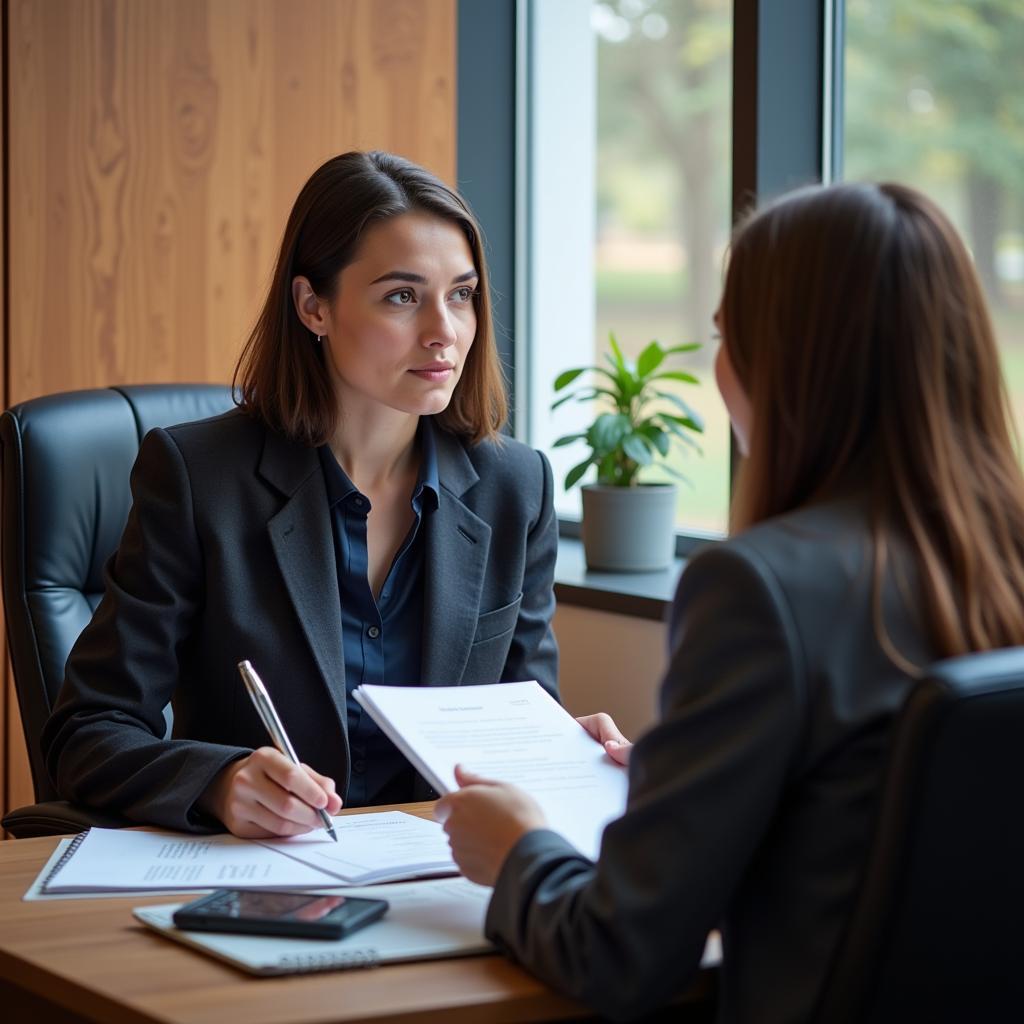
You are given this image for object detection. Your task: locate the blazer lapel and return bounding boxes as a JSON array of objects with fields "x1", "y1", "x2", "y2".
[
  {"x1": 259, "y1": 430, "x2": 348, "y2": 733},
  {"x1": 421, "y1": 430, "x2": 491, "y2": 685}
]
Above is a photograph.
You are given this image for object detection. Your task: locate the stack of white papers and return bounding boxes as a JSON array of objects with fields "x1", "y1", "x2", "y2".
[
  {"x1": 30, "y1": 812, "x2": 455, "y2": 898},
  {"x1": 256, "y1": 810, "x2": 455, "y2": 885},
  {"x1": 354, "y1": 680, "x2": 629, "y2": 860}
]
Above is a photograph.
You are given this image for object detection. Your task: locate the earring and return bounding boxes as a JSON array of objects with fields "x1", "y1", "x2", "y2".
[{"x1": 313, "y1": 333, "x2": 322, "y2": 345}]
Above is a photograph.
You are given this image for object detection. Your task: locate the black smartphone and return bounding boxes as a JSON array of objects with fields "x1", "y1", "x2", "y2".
[{"x1": 172, "y1": 889, "x2": 389, "y2": 940}]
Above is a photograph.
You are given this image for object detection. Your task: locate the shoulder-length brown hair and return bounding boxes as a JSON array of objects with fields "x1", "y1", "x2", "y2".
[
  {"x1": 721, "y1": 181, "x2": 1024, "y2": 659},
  {"x1": 234, "y1": 151, "x2": 507, "y2": 446}
]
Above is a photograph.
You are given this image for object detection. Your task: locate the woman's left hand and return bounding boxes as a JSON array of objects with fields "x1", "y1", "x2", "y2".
[
  {"x1": 576, "y1": 712, "x2": 633, "y2": 766},
  {"x1": 434, "y1": 765, "x2": 548, "y2": 886}
]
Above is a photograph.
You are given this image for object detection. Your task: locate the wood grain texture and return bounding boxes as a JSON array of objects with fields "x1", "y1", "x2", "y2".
[
  {"x1": 0, "y1": 805, "x2": 605, "y2": 1024},
  {"x1": 8, "y1": 0, "x2": 455, "y2": 402},
  {"x1": 1, "y1": 0, "x2": 456, "y2": 826}
]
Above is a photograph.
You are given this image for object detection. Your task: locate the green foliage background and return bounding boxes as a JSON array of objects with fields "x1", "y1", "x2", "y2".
[{"x1": 591, "y1": 0, "x2": 1024, "y2": 533}]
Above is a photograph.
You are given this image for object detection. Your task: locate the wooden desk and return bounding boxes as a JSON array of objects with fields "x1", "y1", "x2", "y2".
[{"x1": 0, "y1": 804, "x2": 711, "y2": 1024}]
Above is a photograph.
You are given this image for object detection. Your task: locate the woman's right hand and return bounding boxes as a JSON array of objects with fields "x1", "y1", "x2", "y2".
[{"x1": 197, "y1": 747, "x2": 343, "y2": 838}]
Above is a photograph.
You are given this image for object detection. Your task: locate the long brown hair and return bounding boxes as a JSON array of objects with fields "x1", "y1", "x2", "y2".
[
  {"x1": 234, "y1": 151, "x2": 507, "y2": 446},
  {"x1": 721, "y1": 181, "x2": 1024, "y2": 659}
]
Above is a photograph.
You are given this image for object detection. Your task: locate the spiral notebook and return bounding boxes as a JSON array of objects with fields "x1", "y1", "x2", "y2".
[
  {"x1": 132, "y1": 877, "x2": 494, "y2": 975},
  {"x1": 27, "y1": 828, "x2": 344, "y2": 899},
  {"x1": 26, "y1": 813, "x2": 455, "y2": 901}
]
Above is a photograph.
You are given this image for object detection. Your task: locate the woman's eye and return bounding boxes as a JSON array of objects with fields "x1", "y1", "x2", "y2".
[
  {"x1": 385, "y1": 289, "x2": 416, "y2": 306},
  {"x1": 452, "y1": 286, "x2": 475, "y2": 303}
]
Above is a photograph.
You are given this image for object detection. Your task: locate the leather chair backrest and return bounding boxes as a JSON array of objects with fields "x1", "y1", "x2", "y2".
[
  {"x1": 1, "y1": 384, "x2": 236, "y2": 802},
  {"x1": 814, "y1": 647, "x2": 1024, "y2": 1023}
]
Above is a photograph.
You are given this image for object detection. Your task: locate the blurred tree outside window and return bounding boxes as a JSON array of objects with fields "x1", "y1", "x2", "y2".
[
  {"x1": 844, "y1": 0, "x2": 1024, "y2": 436},
  {"x1": 591, "y1": 0, "x2": 732, "y2": 535}
]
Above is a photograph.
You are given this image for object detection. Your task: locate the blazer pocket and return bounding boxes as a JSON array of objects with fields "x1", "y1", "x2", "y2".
[{"x1": 472, "y1": 594, "x2": 523, "y2": 645}]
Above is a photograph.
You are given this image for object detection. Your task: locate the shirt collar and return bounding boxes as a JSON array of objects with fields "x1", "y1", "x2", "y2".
[
  {"x1": 415, "y1": 418, "x2": 440, "y2": 513},
  {"x1": 318, "y1": 419, "x2": 440, "y2": 512}
]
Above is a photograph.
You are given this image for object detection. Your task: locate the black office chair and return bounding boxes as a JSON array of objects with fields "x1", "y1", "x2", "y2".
[
  {"x1": 1, "y1": 384, "x2": 236, "y2": 838},
  {"x1": 814, "y1": 646, "x2": 1024, "y2": 1023}
]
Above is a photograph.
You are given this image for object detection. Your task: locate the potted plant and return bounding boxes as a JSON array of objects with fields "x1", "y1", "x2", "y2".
[{"x1": 552, "y1": 333, "x2": 703, "y2": 572}]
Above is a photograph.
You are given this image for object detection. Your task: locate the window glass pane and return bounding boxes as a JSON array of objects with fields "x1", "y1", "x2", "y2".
[
  {"x1": 589, "y1": 0, "x2": 732, "y2": 535},
  {"x1": 527, "y1": 0, "x2": 732, "y2": 536},
  {"x1": 844, "y1": 1, "x2": 1024, "y2": 434}
]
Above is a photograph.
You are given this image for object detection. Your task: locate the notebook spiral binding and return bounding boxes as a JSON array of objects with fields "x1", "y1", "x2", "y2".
[
  {"x1": 41, "y1": 831, "x2": 89, "y2": 891},
  {"x1": 276, "y1": 948, "x2": 380, "y2": 972}
]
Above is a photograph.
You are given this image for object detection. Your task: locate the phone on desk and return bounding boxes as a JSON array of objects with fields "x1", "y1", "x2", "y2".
[{"x1": 172, "y1": 890, "x2": 389, "y2": 940}]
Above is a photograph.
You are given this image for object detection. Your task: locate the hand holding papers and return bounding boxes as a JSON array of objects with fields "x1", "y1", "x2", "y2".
[{"x1": 353, "y1": 681, "x2": 629, "y2": 859}]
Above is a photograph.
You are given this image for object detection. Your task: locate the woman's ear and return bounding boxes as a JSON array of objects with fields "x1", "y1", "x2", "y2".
[{"x1": 291, "y1": 276, "x2": 329, "y2": 336}]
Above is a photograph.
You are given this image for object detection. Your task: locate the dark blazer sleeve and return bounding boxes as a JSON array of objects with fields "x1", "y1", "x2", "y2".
[
  {"x1": 498, "y1": 449, "x2": 559, "y2": 700},
  {"x1": 482, "y1": 541, "x2": 806, "y2": 1020},
  {"x1": 41, "y1": 428, "x2": 251, "y2": 831}
]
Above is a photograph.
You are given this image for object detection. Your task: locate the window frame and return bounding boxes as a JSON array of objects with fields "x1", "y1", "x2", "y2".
[{"x1": 457, "y1": 0, "x2": 839, "y2": 554}]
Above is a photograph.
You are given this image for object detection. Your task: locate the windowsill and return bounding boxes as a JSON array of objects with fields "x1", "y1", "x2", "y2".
[{"x1": 554, "y1": 536, "x2": 687, "y2": 621}]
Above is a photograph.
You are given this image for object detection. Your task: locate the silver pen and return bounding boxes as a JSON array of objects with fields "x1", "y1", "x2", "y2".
[{"x1": 237, "y1": 660, "x2": 338, "y2": 842}]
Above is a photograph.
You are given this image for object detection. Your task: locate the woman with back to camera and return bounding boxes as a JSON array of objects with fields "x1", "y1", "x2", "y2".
[
  {"x1": 43, "y1": 151, "x2": 630, "y2": 838},
  {"x1": 436, "y1": 182, "x2": 1024, "y2": 1022}
]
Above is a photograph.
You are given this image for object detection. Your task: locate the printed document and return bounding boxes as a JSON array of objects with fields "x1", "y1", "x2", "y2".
[
  {"x1": 39, "y1": 828, "x2": 343, "y2": 894},
  {"x1": 256, "y1": 810, "x2": 456, "y2": 884},
  {"x1": 353, "y1": 680, "x2": 629, "y2": 859},
  {"x1": 30, "y1": 813, "x2": 454, "y2": 897}
]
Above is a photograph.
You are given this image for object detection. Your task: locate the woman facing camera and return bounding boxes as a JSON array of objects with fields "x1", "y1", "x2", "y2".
[
  {"x1": 437, "y1": 182, "x2": 1024, "y2": 1022},
  {"x1": 43, "y1": 152, "x2": 625, "y2": 838}
]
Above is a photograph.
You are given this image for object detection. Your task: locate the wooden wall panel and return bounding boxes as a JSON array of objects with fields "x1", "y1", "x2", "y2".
[
  {"x1": 8, "y1": 0, "x2": 456, "y2": 403},
  {"x1": 2, "y1": 0, "x2": 456, "y2": 824}
]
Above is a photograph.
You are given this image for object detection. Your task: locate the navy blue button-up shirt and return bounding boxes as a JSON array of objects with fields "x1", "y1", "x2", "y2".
[{"x1": 317, "y1": 422, "x2": 440, "y2": 806}]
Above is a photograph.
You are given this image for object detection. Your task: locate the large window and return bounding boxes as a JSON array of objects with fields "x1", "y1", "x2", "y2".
[
  {"x1": 843, "y1": 1, "x2": 1024, "y2": 431},
  {"x1": 524, "y1": 0, "x2": 733, "y2": 538}
]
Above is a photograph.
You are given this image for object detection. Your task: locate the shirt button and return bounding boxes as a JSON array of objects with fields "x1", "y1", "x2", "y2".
[
  {"x1": 367, "y1": 625, "x2": 381, "y2": 639},
  {"x1": 352, "y1": 496, "x2": 365, "y2": 508},
  {"x1": 353, "y1": 760, "x2": 366, "y2": 774}
]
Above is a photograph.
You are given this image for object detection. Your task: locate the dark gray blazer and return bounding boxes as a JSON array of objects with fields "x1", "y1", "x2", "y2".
[
  {"x1": 484, "y1": 495, "x2": 935, "y2": 1023},
  {"x1": 42, "y1": 409, "x2": 558, "y2": 831}
]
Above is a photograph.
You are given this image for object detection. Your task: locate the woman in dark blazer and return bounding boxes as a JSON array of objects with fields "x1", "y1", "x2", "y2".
[
  {"x1": 436, "y1": 182, "x2": 1024, "y2": 1022},
  {"x1": 43, "y1": 152, "x2": 621, "y2": 837}
]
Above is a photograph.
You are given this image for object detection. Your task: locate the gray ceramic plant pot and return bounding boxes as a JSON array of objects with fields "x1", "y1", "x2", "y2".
[{"x1": 580, "y1": 483, "x2": 677, "y2": 572}]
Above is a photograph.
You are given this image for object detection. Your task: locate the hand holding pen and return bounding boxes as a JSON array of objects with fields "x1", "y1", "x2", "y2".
[
  {"x1": 238, "y1": 660, "x2": 339, "y2": 842},
  {"x1": 194, "y1": 662, "x2": 342, "y2": 840}
]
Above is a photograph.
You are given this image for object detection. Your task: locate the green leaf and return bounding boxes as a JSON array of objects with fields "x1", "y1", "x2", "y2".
[
  {"x1": 553, "y1": 367, "x2": 587, "y2": 391},
  {"x1": 657, "y1": 417, "x2": 704, "y2": 452},
  {"x1": 636, "y1": 341, "x2": 665, "y2": 379},
  {"x1": 653, "y1": 391, "x2": 705, "y2": 427},
  {"x1": 660, "y1": 343, "x2": 702, "y2": 355},
  {"x1": 658, "y1": 411, "x2": 705, "y2": 434},
  {"x1": 652, "y1": 370, "x2": 700, "y2": 385},
  {"x1": 551, "y1": 432, "x2": 586, "y2": 448},
  {"x1": 608, "y1": 332, "x2": 626, "y2": 371},
  {"x1": 622, "y1": 433, "x2": 654, "y2": 465},
  {"x1": 593, "y1": 364, "x2": 627, "y2": 391},
  {"x1": 588, "y1": 413, "x2": 631, "y2": 454},
  {"x1": 550, "y1": 392, "x2": 578, "y2": 411},
  {"x1": 600, "y1": 357, "x2": 633, "y2": 402},
  {"x1": 638, "y1": 424, "x2": 670, "y2": 456},
  {"x1": 564, "y1": 458, "x2": 592, "y2": 490}
]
